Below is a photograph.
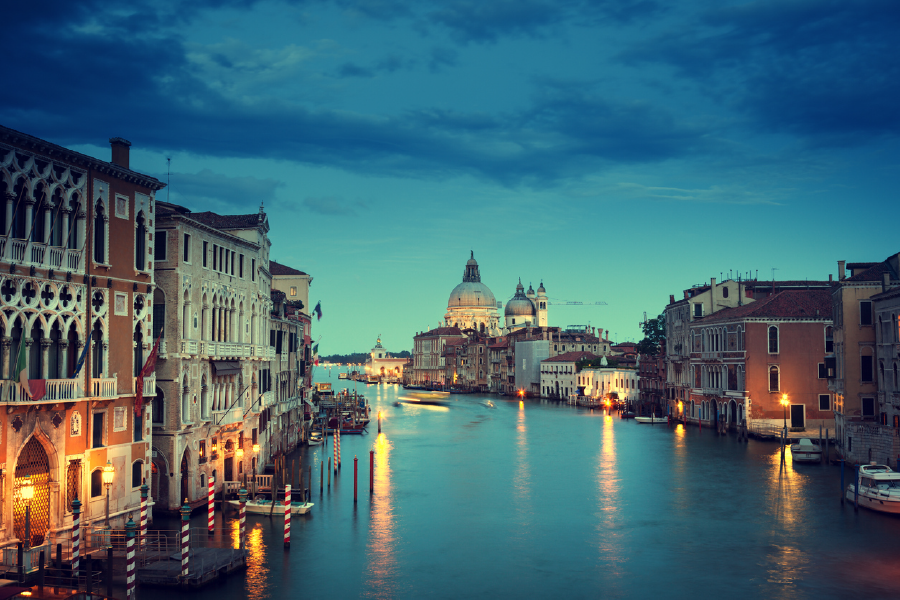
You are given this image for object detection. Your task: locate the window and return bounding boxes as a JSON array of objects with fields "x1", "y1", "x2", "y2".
[
  {"x1": 213, "y1": 244, "x2": 218, "y2": 270},
  {"x1": 135, "y1": 212, "x2": 147, "y2": 270},
  {"x1": 91, "y1": 469, "x2": 103, "y2": 498},
  {"x1": 860, "y1": 301, "x2": 873, "y2": 326},
  {"x1": 818, "y1": 363, "x2": 827, "y2": 379},
  {"x1": 722, "y1": 287, "x2": 729, "y2": 298},
  {"x1": 861, "y1": 355, "x2": 874, "y2": 382},
  {"x1": 132, "y1": 461, "x2": 143, "y2": 488},
  {"x1": 183, "y1": 233, "x2": 191, "y2": 263},
  {"x1": 199, "y1": 439, "x2": 207, "y2": 464},
  {"x1": 819, "y1": 394, "x2": 831, "y2": 411},
  {"x1": 231, "y1": 252, "x2": 235, "y2": 275},
  {"x1": 134, "y1": 411, "x2": 143, "y2": 442},
  {"x1": 768, "y1": 326, "x2": 779, "y2": 354},
  {"x1": 94, "y1": 202, "x2": 106, "y2": 263},
  {"x1": 862, "y1": 397, "x2": 875, "y2": 417},
  {"x1": 252, "y1": 259, "x2": 256, "y2": 281},
  {"x1": 290, "y1": 287, "x2": 297, "y2": 296},
  {"x1": 154, "y1": 231, "x2": 167, "y2": 261},
  {"x1": 769, "y1": 365, "x2": 780, "y2": 392},
  {"x1": 825, "y1": 326, "x2": 833, "y2": 353},
  {"x1": 66, "y1": 460, "x2": 81, "y2": 512},
  {"x1": 693, "y1": 303, "x2": 703, "y2": 318},
  {"x1": 92, "y1": 411, "x2": 105, "y2": 448},
  {"x1": 239, "y1": 254, "x2": 244, "y2": 278},
  {"x1": 203, "y1": 241, "x2": 208, "y2": 268}
]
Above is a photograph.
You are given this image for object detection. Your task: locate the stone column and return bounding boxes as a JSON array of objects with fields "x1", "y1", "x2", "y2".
[
  {"x1": 24, "y1": 201, "x2": 34, "y2": 239},
  {"x1": 211, "y1": 307, "x2": 217, "y2": 341},
  {"x1": 4, "y1": 193, "x2": 13, "y2": 236},
  {"x1": 59, "y1": 340, "x2": 69, "y2": 380},
  {"x1": 1, "y1": 336, "x2": 10, "y2": 379},
  {"x1": 41, "y1": 337, "x2": 51, "y2": 379},
  {"x1": 43, "y1": 209, "x2": 52, "y2": 245},
  {"x1": 218, "y1": 308, "x2": 224, "y2": 342},
  {"x1": 60, "y1": 211, "x2": 70, "y2": 247}
]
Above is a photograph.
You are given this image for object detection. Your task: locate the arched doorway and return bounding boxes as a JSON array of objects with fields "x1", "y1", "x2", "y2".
[
  {"x1": 15, "y1": 437, "x2": 51, "y2": 546},
  {"x1": 151, "y1": 450, "x2": 170, "y2": 511},
  {"x1": 729, "y1": 400, "x2": 737, "y2": 426},
  {"x1": 180, "y1": 448, "x2": 190, "y2": 504},
  {"x1": 710, "y1": 401, "x2": 718, "y2": 426}
]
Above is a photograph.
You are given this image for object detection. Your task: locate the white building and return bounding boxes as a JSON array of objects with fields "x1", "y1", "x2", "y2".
[
  {"x1": 540, "y1": 351, "x2": 598, "y2": 400},
  {"x1": 579, "y1": 360, "x2": 640, "y2": 405}
]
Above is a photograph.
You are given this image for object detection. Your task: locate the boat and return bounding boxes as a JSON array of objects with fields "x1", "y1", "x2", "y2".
[
  {"x1": 338, "y1": 372, "x2": 349, "y2": 380},
  {"x1": 790, "y1": 438, "x2": 822, "y2": 463},
  {"x1": 228, "y1": 499, "x2": 314, "y2": 515},
  {"x1": 845, "y1": 464, "x2": 900, "y2": 514},
  {"x1": 620, "y1": 411, "x2": 635, "y2": 419},
  {"x1": 635, "y1": 416, "x2": 668, "y2": 424},
  {"x1": 308, "y1": 431, "x2": 324, "y2": 445}
]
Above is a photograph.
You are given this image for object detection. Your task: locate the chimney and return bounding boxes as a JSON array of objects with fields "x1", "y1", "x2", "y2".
[
  {"x1": 829, "y1": 274, "x2": 833, "y2": 283},
  {"x1": 711, "y1": 277, "x2": 717, "y2": 289},
  {"x1": 684, "y1": 290, "x2": 690, "y2": 299},
  {"x1": 838, "y1": 260, "x2": 846, "y2": 281},
  {"x1": 669, "y1": 294, "x2": 675, "y2": 304},
  {"x1": 109, "y1": 137, "x2": 132, "y2": 169}
]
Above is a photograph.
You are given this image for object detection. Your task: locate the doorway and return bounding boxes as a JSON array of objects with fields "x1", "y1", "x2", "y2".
[
  {"x1": 790, "y1": 404, "x2": 805, "y2": 429},
  {"x1": 224, "y1": 456, "x2": 234, "y2": 482}
]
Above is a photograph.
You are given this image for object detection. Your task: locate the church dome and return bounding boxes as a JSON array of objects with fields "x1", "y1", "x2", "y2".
[
  {"x1": 537, "y1": 281, "x2": 546, "y2": 295},
  {"x1": 448, "y1": 252, "x2": 497, "y2": 309},
  {"x1": 505, "y1": 279, "x2": 536, "y2": 317}
]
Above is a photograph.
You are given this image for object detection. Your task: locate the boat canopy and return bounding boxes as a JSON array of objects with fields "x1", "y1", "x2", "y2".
[{"x1": 212, "y1": 360, "x2": 242, "y2": 376}]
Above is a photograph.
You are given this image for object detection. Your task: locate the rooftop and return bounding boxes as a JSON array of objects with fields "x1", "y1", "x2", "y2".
[
  {"x1": 542, "y1": 351, "x2": 600, "y2": 363},
  {"x1": 190, "y1": 211, "x2": 261, "y2": 230},
  {"x1": 415, "y1": 326, "x2": 464, "y2": 338},
  {"x1": 270, "y1": 260, "x2": 308, "y2": 276},
  {"x1": 700, "y1": 290, "x2": 832, "y2": 323}
]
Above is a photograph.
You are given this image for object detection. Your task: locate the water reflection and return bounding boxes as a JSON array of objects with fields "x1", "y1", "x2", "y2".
[
  {"x1": 513, "y1": 400, "x2": 532, "y2": 540},
  {"x1": 596, "y1": 414, "x2": 622, "y2": 586},
  {"x1": 365, "y1": 433, "x2": 396, "y2": 599},
  {"x1": 244, "y1": 525, "x2": 269, "y2": 600}
]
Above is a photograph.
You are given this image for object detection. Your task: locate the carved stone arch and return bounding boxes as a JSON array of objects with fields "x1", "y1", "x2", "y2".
[
  {"x1": 22, "y1": 309, "x2": 49, "y2": 337},
  {"x1": 0, "y1": 166, "x2": 12, "y2": 190}
]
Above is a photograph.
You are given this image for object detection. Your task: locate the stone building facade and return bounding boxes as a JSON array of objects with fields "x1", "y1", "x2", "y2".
[{"x1": 0, "y1": 126, "x2": 164, "y2": 546}]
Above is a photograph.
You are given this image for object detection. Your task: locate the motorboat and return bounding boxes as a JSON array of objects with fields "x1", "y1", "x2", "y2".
[
  {"x1": 845, "y1": 464, "x2": 900, "y2": 514},
  {"x1": 620, "y1": 411, "x2": 635, "y2": 419},
  {"x1": 635, "y1": 416, "x2": 667, "y2": 424},
  {"x1": 229, "y1": 499, "x2": 314, "y2": 515},
  {"x1": 308, "y1": 431, "x2": 324, "y2": 445},
  {"x1": 338, "y1": 372, "x2": 349, "y2": 380},
  {"x1": 790, "y1": 438, "x2": 822, "y2": 463}
]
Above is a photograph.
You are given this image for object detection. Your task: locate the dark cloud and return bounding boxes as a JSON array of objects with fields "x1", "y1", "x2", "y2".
[
  {"x1": 164, "y1": 169, "x2": 284, "y2": 211},
  {"x1": 428, "y1": 47, "x2": 458, "y2": 73},
  {"x1": 334, "y1": 54, "x2": 410, "y2": 78},
  {"x1": 301, "y1": 196, "x2": 368, "y2": 216},
  {"x1": 618, "y1": 0, "x2": 900, "y2": 144}
]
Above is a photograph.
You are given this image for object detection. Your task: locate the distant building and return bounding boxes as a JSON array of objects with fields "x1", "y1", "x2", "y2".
[
  {"x1": 580, "y1": 361, "x2": 640, "y2": 405},
  {"x1": 270, "y1": 259, "x2": 312, "y2": 317},
  {"x1": 365, "y1": 337, "x2": 407, "y2": 381},
  {"x1": 444, "y1": 253, "x2": 501, "y2": 335},
  {"x1": 503, "y1": 279, "x2": 548, "y2": 330},
  {"x1": 540, "y1": 351, "x2": 598, "y2": 400},
  {"x1": 411, "y1": 326, "x2": 464, "y2": 385}
]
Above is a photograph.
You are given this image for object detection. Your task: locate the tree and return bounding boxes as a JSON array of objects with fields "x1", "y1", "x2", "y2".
[{"x1": 635, "y1": 314, "x2": 666, "y2": 356}]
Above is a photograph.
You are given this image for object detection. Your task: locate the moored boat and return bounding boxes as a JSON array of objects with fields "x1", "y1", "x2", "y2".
[
  {"x1": 635, "y1": 416, "x2": 667, "y2": 424},
  {"x1": 338, "y1": 372, "x2": 349, "y2": 380},
  {"x1": 845, "y1": 464, "x2": 900, "y2": 514},
  {"x1": 790, "y1": 438, "x2": 822, "y2": 463},
  {"x1": 308, "y1": 431, "x2": 324, "y2": 445},
  {"x1": 229, "y1": 499, "x2": 314, "y2": 515}
]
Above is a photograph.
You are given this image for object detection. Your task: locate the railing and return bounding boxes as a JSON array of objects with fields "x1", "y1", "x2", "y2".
[
  {"x1": 92, "y1": 377, "x2": 117, "y2": 398},
  {"x1": 212, "y1": 406, "x2": 243, "y2": 426},
  {"x1": 0, "y1": 378, "x2": 85, "y2": 402},
  {"x1": 1, "y1": 238, "x2": 84, "y2": 273},
  {"x1": 747, "y1": 421, "x2": 784, "y2": 439},
  {"x1": 135, "y1": 373, "x2": 157, "y2": 396},
  {"x1": 182, "y1": 339, "x2": 198, "y2": 355}
]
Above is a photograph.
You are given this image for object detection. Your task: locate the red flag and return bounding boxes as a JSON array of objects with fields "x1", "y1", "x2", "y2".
[
  {"x1": 28, "y1": 380, "x2": 46, "y2": 402},
  {"x1": 135, "y1": 332, "x2": 162, "y2": 416}
]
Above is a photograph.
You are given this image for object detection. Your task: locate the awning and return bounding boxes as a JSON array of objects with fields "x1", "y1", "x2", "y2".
[{"x1": 212, "y1": 360, "x2": 242, "y2": 376}]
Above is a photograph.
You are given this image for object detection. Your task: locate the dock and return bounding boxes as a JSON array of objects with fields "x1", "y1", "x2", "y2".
[{"x1": 137, "y1": 547, "x2": 247, "y2": 588}]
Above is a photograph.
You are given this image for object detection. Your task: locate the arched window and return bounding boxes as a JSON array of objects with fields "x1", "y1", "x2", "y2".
[
  {"x1": 768, "y1": 326, "x2": 779, "y2": 353},
  {"x1": 29, "y1": 321, "x2": 43, "y2": 379},
  {"x1": 769, "y1": 365, "x2": 780, "y2": 391},
  {"x1": 135, "y1": 212, "x2": 147, "y2": 270},
  {"x1": 152, "y1": 387, "x2": 165, "y2": 424},
  {"x1": 67, "y1": 198, "x2": 82, "y2": 250},
  {"x1": 91, "y1": 469, "x2": 103, "y2": 498},
  {"x1": 91, "y1": 320, "x2": 104, "y2": 377},
  {"x1": 132, "y1": 460, "x2": 143, "y2": 488},
  {"x1": 93, "y1": 201, "x2": 106, "y2": 264},
  {"x1": 32, "y1": 183, "x2": 47, "y2": 243},
  {"x1": 50, "y1": 188, "x2": 64, "y2": 246},
  {"x1": 182, "y1": 375, "x2": 190, "y2": 423},
  {"x1": 201, "y1": 375, "x2": 209, "y2": 419},
  {"x1": 153, "y1": 288, "x2": 166, "y2": 339},
  {"x1": 134, "y1": 323, "x2": 144, "y2": 377},
  {"x1": 722, "y1": 286, "x2": 729, "y2": 298}
]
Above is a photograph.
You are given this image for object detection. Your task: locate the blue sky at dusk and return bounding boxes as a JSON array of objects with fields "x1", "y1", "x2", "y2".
[{"x1": 3, "y1": 1, "x2": 898, "y2": 353}]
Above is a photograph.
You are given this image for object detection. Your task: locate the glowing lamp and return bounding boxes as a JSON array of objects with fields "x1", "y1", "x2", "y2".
[
  {"x1": 102, "y1": 460, "x2": 115, "y2": 487},
  {"x1": 20, "y1": 476, "x2": 34, "y2": 502},
  {"x1": 236, "y1": 447, "x2": 245, "y2": 460},
  {"x1": 677, "y1": 401, "x2": 684, "y2": 412},
  {"x1": 252, "y1": 443, "x2": 260, "y2": 454},
  {"x1": 780, "y1": 393, "x2": 789, "y2": 407}
]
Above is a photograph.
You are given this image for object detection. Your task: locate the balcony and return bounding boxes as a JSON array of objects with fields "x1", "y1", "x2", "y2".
[
  {"x1": 134, "y1": 372, "x2": 157, "y2": 396},
  {"x1": 1, "y1": 238, "x2": 84, "y2": 273},
  {"x1": 0, "y1": 378, "x2": 84, "y2": 403},
  {"x1": 182, "y1": 339, "x2": 199, "y2": 355},
  {"x1": 212, "y1": 406, "x2": 243, "y2": 426},
  {"x1": 92, "y1": 377, "x2": 118, "y2": 398}
]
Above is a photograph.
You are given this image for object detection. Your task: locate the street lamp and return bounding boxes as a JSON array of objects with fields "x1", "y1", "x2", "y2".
[
  {"x1": 19, "y1": 476, "x2": 34, "y2": 549},
  {"x1": 780, "y1": 393, "x2": 789, "y2": 431},
  {"x1": 102, "y1": 460, "x2": 115, "y2": 527}
]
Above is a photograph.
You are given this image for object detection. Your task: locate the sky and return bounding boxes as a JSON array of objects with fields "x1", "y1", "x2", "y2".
[{"x1": 3, "y1": 0, "x2": 898, "y2": 353}]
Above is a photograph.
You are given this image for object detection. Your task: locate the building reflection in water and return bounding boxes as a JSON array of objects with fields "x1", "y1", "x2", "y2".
[
  {"x1": 513, "y1": 401, "x2": 533, "y2": 541},
  {"x1": 596, "y1": 414, "x2": 623, "y2": 587},
  {"x1": 366, "y1": 433, "x2": 397, "y2": 598},
  {"x1": 670, "y1": 424, "x2": 690, "y2": 516}
]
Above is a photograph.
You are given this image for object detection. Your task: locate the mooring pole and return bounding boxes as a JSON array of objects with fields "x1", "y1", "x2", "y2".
[
  {"x1": 180, "y1": 501, "x2": 191, "y2": 580},
  {"x1": 284, "y1": 484, "x2": 291, "y2": 548},
  {"x1": 370, "y1": 450, "x2": 375, "y2": 495},
  {"x1": 125, "y1": 517, "x2": 137, "y2": 600}
]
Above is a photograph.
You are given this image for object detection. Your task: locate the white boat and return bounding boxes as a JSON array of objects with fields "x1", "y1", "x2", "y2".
[
  {"x1": 308, "y1": 432, "x2": 324, "y2": 445},
  {"x1": 338, "y1": 372, "x2": 349, "y2": 380},
  {"x1": 790, "y1": 438, "x2": 822, "y2": 463},
  {"x1": 635, "y1": 416, "x2": 668, "y2": 424},
  {"x1": 229, "y1": 499, "x2": 314, "y2": 515},
  {"x1": 845, "y1": 464, "x2": 900, "y2": 514}
]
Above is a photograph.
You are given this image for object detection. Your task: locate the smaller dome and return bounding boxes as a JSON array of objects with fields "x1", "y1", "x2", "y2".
[
  {"x1": 537, "y1": 280, "x2": 546, "y2": 295},
  {"x1": 505, "y1": 279, "x2": 536, "y2": 317},
  {"x1": 466, "y1": 250, "x2": 477, "y2": 266},
  {"x1": 526, "y1": 283, "x2": 535, "y2": 299}
]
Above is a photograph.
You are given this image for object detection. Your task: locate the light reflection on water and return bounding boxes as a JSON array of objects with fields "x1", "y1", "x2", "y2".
[{"x1": 143, "y1": 373, "x2": 900, "y2": 600}]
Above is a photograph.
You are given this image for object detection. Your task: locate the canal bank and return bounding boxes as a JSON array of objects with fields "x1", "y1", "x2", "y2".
[{"x1": 136, "y1": 372, "x2": 900, "y2": 600}]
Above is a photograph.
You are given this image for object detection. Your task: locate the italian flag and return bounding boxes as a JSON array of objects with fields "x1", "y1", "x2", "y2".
[
  {"x1": 11, "y1": 340, "x2": 32, "y2": 399},
  {"x1": 312, "y1": 343, "x2": 319, "y2": 366}
]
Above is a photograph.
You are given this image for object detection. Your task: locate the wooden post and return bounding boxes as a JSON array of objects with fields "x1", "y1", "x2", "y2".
[
  {"x1": 284, "y1": 484, "x2": 291, "y2": 548},
  {"x1": 854, "y1": 465, "x2": 859, "y2": 511},
  {"x1": 354, "y1": 456, "x2": 358, "y2": 503},
  {"x1": 140, "y1": 480, "x2": 149, "y2": 550},
  {"x1": 370, "y1": 450, "x2": 374, "y2": 495},
  {"x1": 308, "y1": 465, "x2": 312, "y2": 502},
  {"x1": 38, "y1": 550, "x2": 45, "y2": 596},
  {"x1": 320, "y1": 461, "x2": 324, "y2": 493},
  {"x1": 840, "y1": 456, "x2": 845, "y2": 504},
  {"x1": 328, "y1": 457, "x2": 332, "y2": 487},
  {"x1": 180, "y1": 501, "x2": 191, "y2": 579},
  {"x1": 106, "y1": 546, "x2": 113, "y2": 598},
  {"x1": 238, "y1": 487, "x2": 248, "y2": 550},
  {"x1": 207, "y1": 475, "x2": 215, "y2": 533},
  {"x1": 86, "y1": 555, "x2": 93, "y2": 594},
  {"x1": 819, "y1": 424, "x2": 823, "y2": 463}
]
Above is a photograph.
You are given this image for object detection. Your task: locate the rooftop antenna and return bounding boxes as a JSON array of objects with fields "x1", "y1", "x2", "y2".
[{"x1": 166, "y1": 157, "x2": 171, "y2": 202}]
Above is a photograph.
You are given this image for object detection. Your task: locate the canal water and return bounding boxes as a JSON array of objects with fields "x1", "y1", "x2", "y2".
[{"x1": 144, "y1": 370, "x2": 900, "y2": 599}]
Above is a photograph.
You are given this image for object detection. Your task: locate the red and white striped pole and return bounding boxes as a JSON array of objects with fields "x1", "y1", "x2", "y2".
[
  {"x1": 125, "y1": 517, "x2": 137, "y2": 599},
  {"x1": 238, "y1": 487, "x2": 248, "y2": 550},
  {"x1": 180, "y1": 501, "x2": 191, "y2": 579},
  {"x1": 140, "y1": 480, "x2": 149, "y2": 550},
  {"x1": 71, "y1": 498, "x2": 81, "y2": 577},
  {"x1": 207, "y1": 476, "x2": 215, "y2": 533},
  {"x1": 333, "y1": 426, "x2": 338, "y2": 473},
  {"x1": 337, "y1": 428, "x2": 341, "y2": 470},
  {"x1": 283, "y1": 484, "x2": 291, "y2": 548}
]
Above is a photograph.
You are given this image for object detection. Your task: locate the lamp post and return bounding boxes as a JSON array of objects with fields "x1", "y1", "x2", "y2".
[
  {"x1": 780, "y1": 393, "x2": 789, "y2": 431},
  {"x1": 20, "y1": 476, "x2": 34, "y2": 549},
  {"x1": 102, "y1": 460, "x2": 115, "y2": 527}
]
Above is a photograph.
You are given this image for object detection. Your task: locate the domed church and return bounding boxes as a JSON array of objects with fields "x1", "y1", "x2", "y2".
[
  {"x1": 444, "y1": 252, "x2": 501, "y2": 334},
  {"x1": 504, "y1": 279, "x2": 548, "y2": 330}
]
